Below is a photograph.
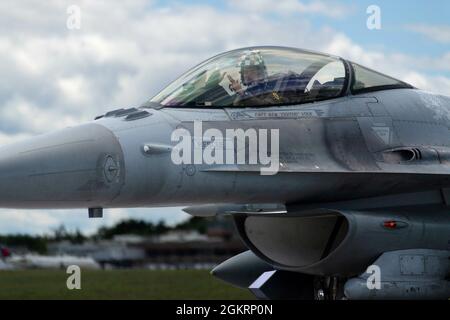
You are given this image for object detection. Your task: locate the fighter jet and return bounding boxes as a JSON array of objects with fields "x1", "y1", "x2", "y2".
[{"x1": 0, "y1": 46, "x2": 449, "y2": 299}]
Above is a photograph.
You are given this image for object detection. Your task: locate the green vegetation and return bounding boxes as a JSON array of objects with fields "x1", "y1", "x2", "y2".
[
  {"x1": 0, "y1": 269, "x2": 253, "y2": 300},
  {"x1": 0, "y1": 217, "x2": 217, "y2": 253},
  {"x1": 96, "y1": 216, "x2": 216, "y2": 238},
  {"x1": 97, "y1": 219, "x2": 170, "y2": 239},
  {"x1": 0, "y1": 235, "x2": 47, "y2": 254}
]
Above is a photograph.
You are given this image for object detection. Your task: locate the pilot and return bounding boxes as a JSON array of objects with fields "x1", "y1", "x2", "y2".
[{"x1": 228, "y1": 50, "x2": 283, "y2": 106}]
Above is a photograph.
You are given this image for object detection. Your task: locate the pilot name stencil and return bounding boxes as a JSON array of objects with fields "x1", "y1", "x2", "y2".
[{"x1": 228, "y1": 108, "x2": 324, "y2": 120}]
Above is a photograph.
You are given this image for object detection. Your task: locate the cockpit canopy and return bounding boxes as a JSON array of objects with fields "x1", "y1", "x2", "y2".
[{"x1": 149, "y1": 47, "x2": 412, "y2": 108}]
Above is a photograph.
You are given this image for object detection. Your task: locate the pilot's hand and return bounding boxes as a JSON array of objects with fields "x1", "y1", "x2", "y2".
[{"x1": 227, "y1": 74, "x2": 243, "y2": 94}]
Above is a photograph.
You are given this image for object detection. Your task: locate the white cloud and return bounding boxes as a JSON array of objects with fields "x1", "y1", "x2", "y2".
[
  {"x1": 324, "y1": 33, "x2": 450, "y2": 96},
  {"x1": 407, "y1": 24, "x2": 450, "y2": 44},
  {"x1": 0, "y1": 210, "x2": 61, "y2": 235},
  {"x1": 0, "y1": 207, "x2": 188, "y2": 236},
  {"x1": 226, "y1": 0, "x2": 350, "y2": 18},
  {"x1": 0, "y1": 132, "x2": 31, "y2": 146},
  {"x1": 0, "y1": 0, "x2": 350, "y2": 138},
  {"x1": 403, "y1": 72, "x2": 450, "y2": 97},
  {"x1": 57, "y1": 75, "x2": 92, "y2": 105}
]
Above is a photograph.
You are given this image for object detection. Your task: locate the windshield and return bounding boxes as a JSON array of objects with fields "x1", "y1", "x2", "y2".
[
  {"x1": 351, "y1": 62, "x2": 413, "y2": 94},
  {"x1": 150, "y1": 47, "x2": 346, "y2": 108}
]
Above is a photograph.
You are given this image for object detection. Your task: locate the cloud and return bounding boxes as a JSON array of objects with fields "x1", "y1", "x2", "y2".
[
  {"x1": 0, "y1": 1, "x2": 449, "y2": 234},
  {"x1": 324, "y1": 33, "x2": 450, "y2": 96},
  {"x1": 0, "y1": 1, "x2": 448, "y2": 138},
  {"x1": 0, "y1": 0, "x2": 351, "y2": 138},
  {"x1": 0, "y1": 210, "x2": 60, "y2": 235},
  {"x1": 402, "y1": 72, "x2": 450, "y2": 97},
  {"x1": 226, "y1": 0, "x2": 350, "y2": 18},
  {"x1": 0, "y1": 207, "x2": 189, "y2": 236},
  {"x1": 407, "y1": 24, "x2": 450, "y2": 44}
]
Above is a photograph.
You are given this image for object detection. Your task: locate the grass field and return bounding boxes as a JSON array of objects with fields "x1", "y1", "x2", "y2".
[{"x1": 0, "y1": 269, "x2": 254, "y2": 300}]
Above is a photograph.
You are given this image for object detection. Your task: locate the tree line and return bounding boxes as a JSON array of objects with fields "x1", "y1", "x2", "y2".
[{"x1": 0, "y1": 216, "x2": 210, "y2": 254}]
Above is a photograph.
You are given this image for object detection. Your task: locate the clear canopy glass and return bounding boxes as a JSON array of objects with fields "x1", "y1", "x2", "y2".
[
  {"x1": 351, "y1": 63, "x2": 412, "y2": 93},
  {"x1": 150, "y1": 47, "x2": 347, "y2": 108}
]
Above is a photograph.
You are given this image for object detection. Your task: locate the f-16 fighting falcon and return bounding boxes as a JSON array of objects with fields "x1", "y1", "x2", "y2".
[{"x1": 0, "y1": 46, "x2": 449, "y2": 299}]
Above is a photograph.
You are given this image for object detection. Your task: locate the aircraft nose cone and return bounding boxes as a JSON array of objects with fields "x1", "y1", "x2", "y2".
[{"x1": 0, "y1": 123, "x2": 124, "y2": 208}]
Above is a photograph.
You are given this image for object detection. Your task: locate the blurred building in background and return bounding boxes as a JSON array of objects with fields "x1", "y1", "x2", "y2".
[{"x1": 1, "y1": 216, "x2": 246, "y2": 270}]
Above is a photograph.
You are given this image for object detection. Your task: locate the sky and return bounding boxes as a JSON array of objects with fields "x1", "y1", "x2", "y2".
[{"x1": 0, "y1": 0, "x2": 449, "y2": 235}]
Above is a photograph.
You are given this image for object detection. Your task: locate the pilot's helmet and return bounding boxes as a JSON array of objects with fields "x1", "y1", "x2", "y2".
[{"x1": 238, "y1": 50, "x2": 268, "y2": 86}]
